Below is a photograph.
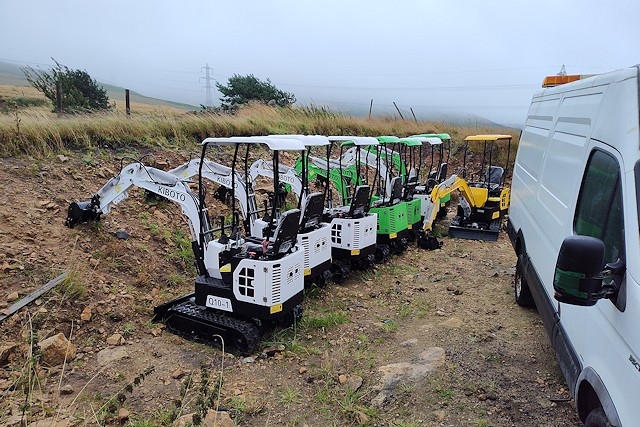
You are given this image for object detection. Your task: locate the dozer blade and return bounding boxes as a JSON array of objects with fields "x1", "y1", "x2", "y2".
[
  {"x1": 65, "y1": 201, "x2": 100, "y2": 228},
  {"x1": 447, "y1": 219, "x2": 501, "y2": 242},
  {"x1": 153, "y1": 293, "x2": 260, "y2": 356}
]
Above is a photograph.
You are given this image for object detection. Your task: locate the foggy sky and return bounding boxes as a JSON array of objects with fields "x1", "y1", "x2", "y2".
[{"x1": 2, "y1": 0, "x2": 639, "y2": 126}]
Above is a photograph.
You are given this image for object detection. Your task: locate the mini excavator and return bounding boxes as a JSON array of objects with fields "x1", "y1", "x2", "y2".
[{"x1": 65, "y1": 136, "x2": 308, "y2": 355}]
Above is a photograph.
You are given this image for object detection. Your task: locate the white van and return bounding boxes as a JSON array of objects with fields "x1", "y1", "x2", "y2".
[{"x1": 507, "y1": 65, "x2": 640, "y2": 427}]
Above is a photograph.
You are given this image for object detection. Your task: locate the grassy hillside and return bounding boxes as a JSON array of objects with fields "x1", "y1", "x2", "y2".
[{"x1": 0, "y1": 61, "x2": 196, "y2": 112}]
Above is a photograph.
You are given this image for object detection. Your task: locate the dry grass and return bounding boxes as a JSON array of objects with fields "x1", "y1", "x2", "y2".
[{"x1": 0, "y1": 88, "x2": 519, "y2": 158}]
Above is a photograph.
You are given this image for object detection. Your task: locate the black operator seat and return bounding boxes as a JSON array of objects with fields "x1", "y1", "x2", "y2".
[
  {"x1": 348, "y1": 185, "x2": 370, "y2": 218},
  {"x1": 264, "y1": 208, "x2": 301, "y2": 257},
  {"x1": 485, "y1": 166, "x2": 504, "y2": 191},
  {"x1": 300, "y1": 192, "x2": 325, "y2": 232},
  {"x1": 244, "y1": 209, "x2": 301, "y2": 258},
  {"x1": 388, "y1": 176, "x2": 403, "y2": 205}
]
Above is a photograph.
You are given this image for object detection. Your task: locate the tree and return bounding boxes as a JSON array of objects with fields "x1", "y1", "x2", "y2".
[
  {"x1": 23, "y1": 59, "x2": 111, "y2": 113},
  {"x1": 216, "y1": 74, "x2": 296, "y2": 112}
]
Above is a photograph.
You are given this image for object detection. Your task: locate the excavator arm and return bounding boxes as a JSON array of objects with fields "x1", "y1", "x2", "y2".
[
  {"x1": 169, "y1": 158, "x2": 252, "y2": 222},
  {"x1": 65, "y1": 162, "x2": 205, "y2": 243},
  {"x1": 248, "y1": 158, "x2": 303, "y2": 198},
  {"x1": 421, "y1": 174, "x2": 486, "y2": 233}
]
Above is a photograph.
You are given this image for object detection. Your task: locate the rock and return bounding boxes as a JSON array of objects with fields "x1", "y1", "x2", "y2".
[
  {"x1": 171, "y1": 368, "x2": 189, "y2": 380},
  {"x1": 115, "y1": 230, "x2": 129, "y2": 240},
  {"x1": 338, "y1": 374, "x2": 348, "y2": 384},
  {"x1": 371, "y1": 347, "x2": 445, "y2": 407},
  {"x1": 154, "y1": 210, "x2": 169, "y2": 222},
  {"x1": 299, "y1": 367, "x2": 307, "y2": 374},
  {"x1": 80, "y1": 306, "x2": 92, "y2": 321},
  {"x1": 346, "y1": 375, "x2": 363, "y2": 391},
  {"x1": 27, "y1": 418, "x2": 72, "y2": 426},
  {"x1": 117, "y1": 408, "x2": 130, "y2": 421},
  {"x1": 106, "y1": 333, "x2": 124, "y2": 346},
  {"x1": 0, "y1": 342, "x2": 17, "y2": 365},
  {"x1": 7, "y1": 291, "x2": 19, "y2": 302},
  {"x1": 57, "y1": 154, "x2": 69, "y2": 162},
  {"x1": 174, "y1": 409, "x2": 234, "y2": 427},
  {"x1": 432, "y1": 410, "x2": 446, "y2": 421},
  {"x1": 400, "y1": 339, "x2": 418, "y2": 347},
  {"x1": 440, "y1": 317, "x2": 464, "y2": 328},
  {"x1": 39, "y1": 333, "x2": 77, "y2": 366},
  {"x1": 59, "y1": 384, "x2": 74, "y2": 395},
  {"x1": 263, "y1": 345, "x2": 283, "y2": 357},
  {"x1": 96, "y1": 347, "x2": 128, "y2": 366},
  {"x1": 241, "y1": 357, "x2": 255, "y2": 363},
  {"x1": 356, "y1": 410, "x2": 369, "y2": 424}
]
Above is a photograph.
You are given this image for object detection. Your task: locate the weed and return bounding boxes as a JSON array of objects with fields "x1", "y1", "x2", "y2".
[
  {"x1": 436, "y1": 388, "x2": 455, "y2": 399},
  {"x1": 122, "y1": 322, "x2": 136, "y2": 337},
  {"x1": 381, "y1": 319, "x2": 398, "y2": 333},
  {"x1": 166, "y1": 273, "x2": 189, "y2": 287},
  {"x1": 169, "y1": 229, "x2": 195, "y2": 268},
  {"x1": 148, "y1": 223, "x2": 159, "y2": 235},
  {"x1": 56, "y1": 271, "x2": 87, "y2": 300},
  {"x1": 301, "y1": 312, "x2": 350, "y2": 330},
  {"x1": 476, "y1": 419, "x2": 489, "y2": 427},
  {"x1": 96, "y1": 366, "x2": 155, "y2": 424},
  {"x1": 277, "y1": 386, "x2": 300, "y2": 407}
]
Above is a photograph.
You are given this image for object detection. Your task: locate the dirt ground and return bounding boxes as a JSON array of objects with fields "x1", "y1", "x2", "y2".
[{"x1": 0, "y1": 151, "x2": 582, "y2": 426}]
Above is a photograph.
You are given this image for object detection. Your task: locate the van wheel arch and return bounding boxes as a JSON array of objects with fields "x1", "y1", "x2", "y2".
[
  {"x1": 576, "y1": 368, "x2": 620, "y2": 426},
  {"x1": 513, "y1": 233, "x2": 534, "y2": 307}
]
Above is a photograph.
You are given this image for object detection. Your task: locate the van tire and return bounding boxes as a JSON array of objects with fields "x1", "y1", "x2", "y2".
[
  {"x1": 515, "y1": 254, "x2": 535, "y2": 307},
  {"x1": 584, "y1": 407, "x2": 613, "y2": 427}
]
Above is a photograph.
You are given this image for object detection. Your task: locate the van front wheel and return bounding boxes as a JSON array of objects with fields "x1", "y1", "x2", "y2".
[
  {"x1": 515, "y1": 254, "x2": 535, "y2": 308},
  {"x1": 584, "y1": 407, "x2": 613, "y2": 427}
]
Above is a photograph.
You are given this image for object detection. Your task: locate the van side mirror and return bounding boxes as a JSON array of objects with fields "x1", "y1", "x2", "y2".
[{"x1": 553, "y1": 235, "x2": 606, "y2": 306}]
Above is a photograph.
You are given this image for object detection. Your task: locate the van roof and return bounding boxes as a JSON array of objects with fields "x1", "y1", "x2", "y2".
[{"x1": 464, "y1": 134, "x2": 512, "y2": 141}]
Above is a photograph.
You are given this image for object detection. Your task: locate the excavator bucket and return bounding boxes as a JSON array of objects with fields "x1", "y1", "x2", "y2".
[
  {"x1": 65, "y1": 195, "x2": 100, "y2": 228},
  {"x1": 416, "y1": 230, "x2": 442, "y2": 250}
]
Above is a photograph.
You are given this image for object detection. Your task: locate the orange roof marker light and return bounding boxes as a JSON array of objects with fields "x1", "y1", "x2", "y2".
[{"x1": 542, "y1": 74, "x2": 595, "y2": 87}]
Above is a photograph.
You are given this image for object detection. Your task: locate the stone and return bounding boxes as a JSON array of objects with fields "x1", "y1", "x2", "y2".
[
  {"x1": 371, "y1": 347, "x2": 445, "y2": 408},
  {"x1": 117, "y1": 408, "x2": 130, "y2": 421},
  {"x1": 80, "y1": 306, "x2": 92, "y2": 321},
  {"x1": 346, "y1": 375, "x2": 363, "y2": 391},
  {"x1": 241, "y1": 357, "x2": 255, "y2": 363},
  {"x1": 338, "y1": 374, "x2": 348, "y2": 384},
  {"x1": 59, "y1": 384, "x2": 74, "y2": 395},
  {"x1": 171, "y1": 368, "x2": 189, "y2": 380},
  {"x1": 174, "y1": 409, "x2": 234, "y2": 427},
  {"x1": 433, "y1": 410, "x2": 446, "y2": 421},
  {"x1": 7, "y1": 291, "x2": 19, "y2": 302},
  {"x1": 154, "y1": 210, "x2": 169, "y2": 221},
  {"x1": 27, "y1": 418, "x2": 72, "y2": 427},
  {"x1": 263, "y1": 345, "x2": 282, "y2": 357},
  {"x1": 39, "y1": 333, "x2": 76, "y2": 366},
  {"x1": 106, "y1": 333, "x2": 124, "y2": 346},
  {"x1": 0, "y1": 342, "x2": 17, "y2": 365},
  {"x1": 96, "y1": 347, "x2": 128, "y2": 367},
  {"x1": 356, "y1": 410, "x2": 369, "y2": 424}
]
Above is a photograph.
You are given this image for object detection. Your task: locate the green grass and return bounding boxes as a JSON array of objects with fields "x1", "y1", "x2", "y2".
[{"x1": 301, "y1": 311, "x2": 350, "y2": 330}]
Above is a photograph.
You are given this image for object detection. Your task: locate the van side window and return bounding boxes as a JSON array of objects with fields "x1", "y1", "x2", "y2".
[{"x1": 574, "y1": 150, "x2": 624, "y2": 264}]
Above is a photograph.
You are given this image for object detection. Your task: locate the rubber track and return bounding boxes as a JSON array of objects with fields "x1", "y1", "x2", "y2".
[{"x1": 164, "y1": 300, "x2": 260, "y2": 356}]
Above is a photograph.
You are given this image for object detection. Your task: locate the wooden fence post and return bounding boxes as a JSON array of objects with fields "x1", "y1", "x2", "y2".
[{"x1": 125, "y1": 89, "x2": 130, "y2": 115}]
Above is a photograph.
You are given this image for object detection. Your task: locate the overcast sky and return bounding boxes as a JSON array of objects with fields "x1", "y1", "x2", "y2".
[{"x1": 2, "y1": 0, "x2": 639, "y2": 126}]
